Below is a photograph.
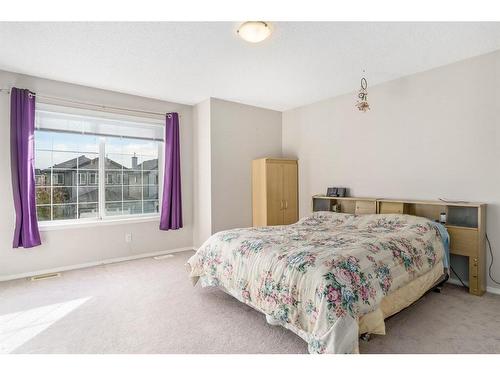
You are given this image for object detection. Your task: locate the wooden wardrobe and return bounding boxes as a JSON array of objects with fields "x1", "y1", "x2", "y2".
[{"x1": 252, "y1": 158, "x2": 298, "y2": 226}]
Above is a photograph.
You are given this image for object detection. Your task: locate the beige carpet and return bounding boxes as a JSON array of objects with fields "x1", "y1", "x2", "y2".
[{"x1": 1, "y1": 250, "x2": 499, "y2": 354}]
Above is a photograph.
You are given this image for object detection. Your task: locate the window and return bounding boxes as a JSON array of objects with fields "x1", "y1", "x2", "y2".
[
  {"x1": 104, "y1": 138, "x2": 160, "y2": 217},
  {"x1": 52, "y1": 173, "x2": 65, "y2": 186},
  {"x1": 34, "y1": 106, "x2": 163, "y2": 223},
  {"x1": 78, "y1": 172, "x2": 87, "y2": 186},
  {"x1": 35, "y1": 174, "x2": 48, "y2": 186},
  {"x1": 89, "y1": 172, "x2": 98, "y2": 185},
  {"x1": 106, "y1": 172, "x2": 122, "y2": 185}
]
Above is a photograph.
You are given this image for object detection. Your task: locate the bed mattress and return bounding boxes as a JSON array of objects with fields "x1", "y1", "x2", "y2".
[{"x1": 187, "y1": 212, "x2": 446, "y2": 354}]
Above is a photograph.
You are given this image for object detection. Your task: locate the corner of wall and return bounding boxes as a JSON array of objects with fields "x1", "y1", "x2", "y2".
[{"x1": 192, "y1": 99, "x2": 212, "y2": 248}]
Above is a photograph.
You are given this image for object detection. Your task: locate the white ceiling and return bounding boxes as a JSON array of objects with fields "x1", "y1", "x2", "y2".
[{"x1": 0, "y1": 22, "x2": 499, "y2": 111}]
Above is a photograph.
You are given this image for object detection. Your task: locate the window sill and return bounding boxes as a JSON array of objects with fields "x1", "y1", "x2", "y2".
[{"x1": 38, "y1": 215, "x2": 161, "y2": 231}]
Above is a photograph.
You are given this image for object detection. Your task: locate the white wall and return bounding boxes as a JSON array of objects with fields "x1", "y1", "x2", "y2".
[
  {"x1": 210, "y1": 98, "x2": 282, "y2": 234},
  {"x1": 0, "y1": 71, "x2": 282, "y2": 275},
  {"x1": 0, "y1": 70, "x2": 194, "y2": 279},
  {"x1": 192, "y1": 98, "x2": 282, "y2": 247},
  {"x1": 193, "y1": 99, "x2": 212, "y2": 248},
  {"x1": 3, "y1": 51, "x2": 497, "y2": 286},
  {"x1": 282, "y1": 50, "x2": 500, "y2": 289}
]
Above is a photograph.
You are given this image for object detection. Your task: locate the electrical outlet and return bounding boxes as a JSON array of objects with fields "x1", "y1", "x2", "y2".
[{"x1": 125, "y1": 233, "x2": 132, "y2": 243}]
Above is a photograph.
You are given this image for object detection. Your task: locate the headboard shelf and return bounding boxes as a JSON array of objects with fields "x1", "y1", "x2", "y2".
[
  {"x1": 312, "y1": 195, "x2": 377, "y2": 215},
  {"x1": 312, "y1": 195, "x2": 376, "y2": 201},
  {"x1": 376, "y1": 198, "x2": 485, "y2": 207},
  {"x1": 312, "y1": 194, "x2": 487, "y2": 296}
]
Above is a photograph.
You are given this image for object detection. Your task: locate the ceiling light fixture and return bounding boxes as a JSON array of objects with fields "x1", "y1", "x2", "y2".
[{"x1": 237, "y1": 21, "x2": 272, "y2": 43}]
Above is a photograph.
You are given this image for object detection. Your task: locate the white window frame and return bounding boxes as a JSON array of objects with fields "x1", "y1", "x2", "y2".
[
  {"x1": 106, "y1": 172, "x2": 113, "y2": 185},
  {"x1": 89, "y1": 172, "x2": 98, "y2": 185},
  {"x1": 78, "y1": 172, "x2": 87, "y2": 186},
  {"x1": 36, "y1": 107, "x2": 165, "y2": 230},
  {"x1": 52, "y1": 173, "x2": 65, "y2": 185},
  {"x1": 35, "y1": 174, "x2": 48, "y2": 186}
]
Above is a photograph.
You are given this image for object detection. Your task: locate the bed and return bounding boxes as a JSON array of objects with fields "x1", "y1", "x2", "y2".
[{"x1": 186, "y1": 212, "x2": 449, "y2": 354}]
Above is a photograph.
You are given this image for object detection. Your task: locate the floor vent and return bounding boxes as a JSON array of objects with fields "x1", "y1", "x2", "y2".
[
  {"x1": 153, "y1": 254, "x2": 175, "y2": 260},
  {"x1": 30, "y1": 272, "x2": 61, "y2": 281}
]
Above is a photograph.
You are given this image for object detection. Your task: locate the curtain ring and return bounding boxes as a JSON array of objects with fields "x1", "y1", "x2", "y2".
[{"x1": 167, "y1": 113, "x2": 172, "y2": 119}]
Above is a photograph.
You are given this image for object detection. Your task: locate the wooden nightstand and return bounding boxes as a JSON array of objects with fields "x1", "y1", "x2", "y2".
[{"x1": 445, "y1": 205, "x2": 486, "y2": 296}]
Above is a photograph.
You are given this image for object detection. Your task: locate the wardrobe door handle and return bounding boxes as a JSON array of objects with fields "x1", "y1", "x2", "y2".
[
  {"x1": 280, "y1": 200, "x2": 284, "y2": 210},
  {"x1": 285, "y1": 200, "x2": 288, "y2": 209}
]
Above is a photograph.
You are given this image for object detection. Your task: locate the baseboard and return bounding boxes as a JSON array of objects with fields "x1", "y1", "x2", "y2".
[
  {"x1": 0, "y1": 246, "x2": 195, "y2": 282},
  {"x1": 447, "y1": 277, "x2": 500, "y2": 296},
  {"x1": 9, "y1": 251, "x2": 497, "y2": 294}
]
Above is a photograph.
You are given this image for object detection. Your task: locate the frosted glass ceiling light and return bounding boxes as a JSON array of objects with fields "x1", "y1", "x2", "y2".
[{"x1": 237, "y1": 21, "x2": 272, "y2": 43}]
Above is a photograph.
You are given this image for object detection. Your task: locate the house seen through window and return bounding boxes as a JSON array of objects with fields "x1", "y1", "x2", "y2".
[{"x1": 34, "y1": 107, "x2": 163, "y2": 222}]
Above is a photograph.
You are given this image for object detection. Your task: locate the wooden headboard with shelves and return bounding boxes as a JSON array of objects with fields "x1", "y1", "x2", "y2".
[{"x1": 312, "y1": 195, "x2": 486, "y2": 296}]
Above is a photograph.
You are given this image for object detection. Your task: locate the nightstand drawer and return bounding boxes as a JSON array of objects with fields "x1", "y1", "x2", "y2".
[
  {"x1": 447, "y1": 226, "x2": 478, "y2": 256},
  {"x1": 469, "y1": 259, "x2": 480, "y2": 295},
  {"x1": 469, "y1": 278, "x2": 479, "y2": 295}
]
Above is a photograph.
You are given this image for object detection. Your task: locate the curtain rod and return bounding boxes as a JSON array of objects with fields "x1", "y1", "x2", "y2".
[{"x1": 0, "y1": 87, "x2": 179, "y2": 118}]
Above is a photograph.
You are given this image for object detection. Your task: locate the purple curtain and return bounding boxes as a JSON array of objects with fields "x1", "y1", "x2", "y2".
[
  {"x1": 160, "y1": 112, "x2": 183, "y2": 230},
  {"x1": 11, "y1": 88, "x2": 41, "y2": 248}
]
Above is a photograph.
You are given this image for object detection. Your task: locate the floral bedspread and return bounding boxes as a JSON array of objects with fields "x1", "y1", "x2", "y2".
[{"x1": 186, "y1": 212, "x2": 445, "y2": 354}]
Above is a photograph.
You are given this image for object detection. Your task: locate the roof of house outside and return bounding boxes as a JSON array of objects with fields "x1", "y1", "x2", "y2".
[{"x1": 37, "y1": 156, "x2": 158, "y2": 172}]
